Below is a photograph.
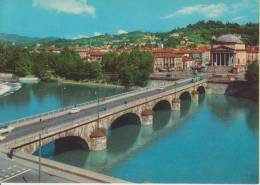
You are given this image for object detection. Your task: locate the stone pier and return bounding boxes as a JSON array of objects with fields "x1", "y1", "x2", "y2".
[
  {"x1": 141, "y1": 110, "x2": 154, "y2": 125},
  {"x1": 191, "y1": 91, "x2": 199, "y2": 102},
  {"x1": 172, "y1": 98, "x2": 181, "y2": 111},
  {"x1": 206, "y1": 87, "x2": 212, "y2": 94}
]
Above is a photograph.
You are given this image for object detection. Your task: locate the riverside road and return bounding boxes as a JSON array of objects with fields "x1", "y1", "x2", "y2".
[{"x1": 2, "y1": 78, "x2": 199, "y2": 145}]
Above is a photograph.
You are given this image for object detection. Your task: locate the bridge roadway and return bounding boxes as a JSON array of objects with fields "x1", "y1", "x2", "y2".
[{"x1": 2, "y1": 78, "x2": 204, "y2": 145}]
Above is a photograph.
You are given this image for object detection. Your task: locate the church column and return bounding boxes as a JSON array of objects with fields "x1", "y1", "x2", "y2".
[
  {"x1": 224, "y1": 53, "x2": 226, "y2": 66},
  {"x1": 216, "y1": 53, "x2": 219, "y2": 66},
  {"x1": 220, "y1": 53, "x2": 223, "y2": 66}
]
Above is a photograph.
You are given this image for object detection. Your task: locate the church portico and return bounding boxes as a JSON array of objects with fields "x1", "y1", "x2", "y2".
[
  {"x1": 210, "y1": 34, "x2": 247, "y2": 71},
  {"x1": 211, "y1": 51, "x2": 235, "y2": 66}
]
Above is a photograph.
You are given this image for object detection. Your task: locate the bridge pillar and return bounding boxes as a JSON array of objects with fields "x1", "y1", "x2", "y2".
[
  {"x1": 191, "y1": 90, "x2": 199, "y2": 102},
  {"x1": 89, "y1": 128, "x2": 107, "y2": 151},
  {"x1": 172, "y1": 98, "x2": 181, "y2": 111},
  {"x1": 141, "y1": 110, "x2": 153, "y2": 125},
  {"x1": 206, "y1": 87, "x2": 212, "y2": 94}
]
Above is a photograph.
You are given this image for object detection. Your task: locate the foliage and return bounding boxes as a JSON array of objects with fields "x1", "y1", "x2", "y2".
[
  {"x1": 245, "y1": 62, "x2": 259, "y2": 84},
  {"x1": 0, "y1": 45, "x2": 153, "y2": 87}
]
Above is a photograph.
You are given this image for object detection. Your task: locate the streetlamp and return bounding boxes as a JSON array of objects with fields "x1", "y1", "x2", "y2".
[
  {"x1": 60, "y1": 86, "x2": 66, "y2": 109},
  {"x1": 38, "y1": 120, "x2": 45, "y2": 183}
]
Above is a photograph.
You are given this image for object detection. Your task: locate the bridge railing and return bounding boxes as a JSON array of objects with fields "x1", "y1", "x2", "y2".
[
  {"x1": 5, "y1": 78, "x2": 207, "y2": 148},
  {"x1": 1, "y1": 78, "x2": 204, "y2": 128},
  {"x1": 1, "y1": 81, "x2": 176, "y2": 127}
]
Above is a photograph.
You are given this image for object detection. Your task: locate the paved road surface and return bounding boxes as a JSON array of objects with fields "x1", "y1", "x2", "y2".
[
  {"x1": 3, "y1": 79, "x2": 198, "y2": 145},
  {"x1": 0, "y1": 153, "x2": 73, "y2": 183}
]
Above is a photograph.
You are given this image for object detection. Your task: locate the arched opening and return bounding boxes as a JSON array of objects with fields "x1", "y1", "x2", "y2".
[
  {"x1": 179, "y1": 92, "x2": 192, "y2": 117},
  {"x1": 108, "y1": 113, "x2": 141, "y2": 154},
  {"x1": 33, "y1": 136, "x2": 89, "y2": 159},
  {"x1": 197, "y1": 86, "x2": 206, "y2": 94},
  {"x1": 179, "y1": 91, "x2": 191, "y2": 101},
  {"x1": 153, "y1": 100, "x2": 172, "y2": 131},
  {"x1": 153, "y1": 100, "x2": 171, "y2": 112}
]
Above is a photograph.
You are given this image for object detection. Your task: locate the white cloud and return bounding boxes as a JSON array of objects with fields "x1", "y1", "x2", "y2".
[
  {"x1": 163, "y1": 3, "x2": 228, "y2": 19},
  {"x1": 117, "y1": 29, "x2": 128, "y2": 35},
  {"x1": 72, "y1": 34, "x2": 88, "y2": 39},
  {"x1": 94, "y1": 32, "x2": 102, "y2": 36},
  {"x1": 32, "y1": 0, "x2": 95, "y2": 15},
  {"x1": 232, "y1": 16, "x2": 246, "y2": 21}
]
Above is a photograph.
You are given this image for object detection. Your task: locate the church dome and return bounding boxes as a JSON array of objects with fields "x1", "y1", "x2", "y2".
[{"x1": 216, "y1": 34, "x2": 243, "y2": 44}]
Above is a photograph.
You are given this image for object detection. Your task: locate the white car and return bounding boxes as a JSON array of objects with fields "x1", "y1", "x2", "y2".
[
  {"x1": 0, "y1": 125, "x2": 14, "y2": 135},
  {"x1": 157, "y1": 87, "x2": 164, "y2": 90},
  {"x1": 69, "y1": 107, "x2": 81, "y2": 114}
]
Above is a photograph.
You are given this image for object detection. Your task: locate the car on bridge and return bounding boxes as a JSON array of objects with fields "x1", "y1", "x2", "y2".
[
  {"x1": 0, "y1": 125, "x2": 14, "y2": 135},
  {"x1": 69, "y1": 107, "x2": 81, "y2": 114}
]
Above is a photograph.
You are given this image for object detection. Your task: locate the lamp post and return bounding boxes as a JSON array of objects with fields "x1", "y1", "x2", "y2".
[
  {"x1": 60, "y1": 86, "x2": 66, "y2": 109},
  {"x1": 97, "y1": 86, "x2": 100, "y2": 128},
  {"x1": 38, "y1": 119, "x2": 43, "y2": 183}
]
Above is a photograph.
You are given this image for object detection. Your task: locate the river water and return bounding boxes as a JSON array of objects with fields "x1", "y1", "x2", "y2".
[
  {"x1": 0, "y1": 82, "x2": 129, "y2": 125},
  {"x1": 0, "y1": 83, "x2": 258, "y2": 183}
]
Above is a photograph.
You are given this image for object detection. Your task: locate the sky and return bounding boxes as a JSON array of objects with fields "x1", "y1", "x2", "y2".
[{"x1": 0, "y1": 0, "x2": 258, "y2": 38}]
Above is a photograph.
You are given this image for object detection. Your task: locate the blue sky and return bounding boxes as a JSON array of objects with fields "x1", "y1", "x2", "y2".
[{"x1": 0, "y1": 0, "x2": 258, "y2": 38}]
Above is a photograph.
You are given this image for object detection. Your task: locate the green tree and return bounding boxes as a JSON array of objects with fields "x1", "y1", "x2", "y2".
[
  {"x1": 15, "y1": 56, "x2": 33, "y2": 77},
  {"x1": 101, "y1": 52, "x2": 119, "y2": 73},
  {"x1": 85, "y1": 61, "x2": 102, "y2": 79},
  {"x1": 245, "y1": 62, "x2": 259, "y2": 84}
]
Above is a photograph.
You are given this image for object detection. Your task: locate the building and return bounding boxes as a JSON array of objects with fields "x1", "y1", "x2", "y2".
[
  {"x1": 246, "y1": 46, "x2": 259, "y2": 64},
  {"x1": 210, "y1": 34, "x2": 247, "y2": 72}
]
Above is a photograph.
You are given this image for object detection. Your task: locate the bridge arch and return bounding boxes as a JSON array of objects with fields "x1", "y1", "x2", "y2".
[
  {"x1": 197, "y1": 85, "x2": 206, "y2": 94},
  {"x1": 108, "y1": 112, "x2": 141, "y2": 154},
  {"x1": 153, "y1": 100, "x2": 172, "y2": 111},
  {"x1": 32, "y1": 135, "x2": 89, "y2": 156},
  {"x1": 179, "y1": 91, "x2": 191, "y2": 101}
]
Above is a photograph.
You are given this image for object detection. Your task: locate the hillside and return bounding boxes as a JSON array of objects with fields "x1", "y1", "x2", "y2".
[
  {"x1": 0, "y1": 21, "x2": 258, "y2": 48},
  {"x1": 0, "y1": 33, "x2": 58, "y2": 46}
]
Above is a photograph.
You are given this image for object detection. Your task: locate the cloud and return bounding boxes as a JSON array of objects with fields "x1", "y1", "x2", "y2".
[
  {"x1": 32, "y1": 0, "x2": 95, "y2": 15},
  {"x1": 94, "y1": 32, "x2": 102, "y2": 36},
  {"x1": 72, "y1": 34, "x2": 88, "y2": 39},
  {"x1": 163, "y1": 3, "x2": 228, "y2": 19},
  {"x1": 232, "y1": 16, "x2": 246, "y2": 21},
  {"x1": 117, "y1": 29, "x2": 128, "y2": 35}
]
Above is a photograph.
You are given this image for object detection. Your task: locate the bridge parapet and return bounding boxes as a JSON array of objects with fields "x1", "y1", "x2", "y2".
[{"x1": 4, "y1": 79, "x2": 207, "y2": 154}]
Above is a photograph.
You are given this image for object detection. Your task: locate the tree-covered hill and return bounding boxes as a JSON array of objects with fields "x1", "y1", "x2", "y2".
[{"x1": 0, "y1": 21, "x2": 258, "y2": 48}]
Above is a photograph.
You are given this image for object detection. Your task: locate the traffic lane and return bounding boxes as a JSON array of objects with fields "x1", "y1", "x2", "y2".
[
  {"x1": 5, "y1": 81, "x2": 193, "y2": 143},
  {"x1": 5, "y1": 81, "x2": 192, "y2": 142},
  {"x1": 5, "y1": 80, "x2": 191, "y2": 142},
  {"x1": 0, "y1": 154, "x2": 73, "y2": 183}
]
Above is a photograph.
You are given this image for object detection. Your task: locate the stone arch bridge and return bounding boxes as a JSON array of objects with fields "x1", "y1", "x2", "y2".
[{"x1": 4, "y1": 79, "x2": 208, "y2": 154}]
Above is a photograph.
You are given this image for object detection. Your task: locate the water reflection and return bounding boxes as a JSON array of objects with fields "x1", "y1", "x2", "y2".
[
  {"x1": 0, "y1": 82, "x2": 129, "y2": 123},
  {"x1": 35, "y1": 94, "x2": 258, "y2": 183},
  {"x1": 108, "y1": 113, "x2": 141, "y2": 154}
]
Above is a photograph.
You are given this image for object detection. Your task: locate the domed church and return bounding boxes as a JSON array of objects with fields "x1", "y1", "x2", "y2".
[{"x1": 210, "y1": 34, "x2": 247, "y2": 72}]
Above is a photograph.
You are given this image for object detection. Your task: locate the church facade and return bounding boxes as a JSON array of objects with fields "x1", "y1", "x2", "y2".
[{"x1": 210, "y1": 34, "x2": 248, "y2": 72}]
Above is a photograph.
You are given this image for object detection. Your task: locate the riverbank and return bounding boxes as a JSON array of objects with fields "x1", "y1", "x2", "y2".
[
  {"x1": 55, "y1": 78, "x2": 140, "y2": 90},
  {"x1": 225, "y1": 81, "x2": 258, "y2": 101},
  {"x1": 0, "y1": 83, "x2": 11, "y2": 96},
  {"x1": 208, "y1": 81, "x2": 258, "y2": 101}
]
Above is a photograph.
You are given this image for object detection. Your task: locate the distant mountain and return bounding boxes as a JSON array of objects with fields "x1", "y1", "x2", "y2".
[
  {"x1": 0, "y1": 21, "x2": 258, "y2": 48},
  {"x1": 0, "y1": 33, "x2": 58, "y2": 46}
]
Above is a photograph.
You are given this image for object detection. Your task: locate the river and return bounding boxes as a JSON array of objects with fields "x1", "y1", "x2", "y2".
[
  {"x1": 0, "y1": 82, "x2": 129, "y2": 125},
  {"x1": 0, "y1": 83, "x2": 258, "y2": 183}
]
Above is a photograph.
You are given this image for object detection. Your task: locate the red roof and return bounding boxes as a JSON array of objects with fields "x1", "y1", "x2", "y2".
[
  {"x1": 182, "y1": 56, "x2": 193, "y2": 61},
  {"x1": 246, "y1": 46, "x2": 259, "y2": 53}
]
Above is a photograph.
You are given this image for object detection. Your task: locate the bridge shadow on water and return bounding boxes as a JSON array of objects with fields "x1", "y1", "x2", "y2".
[
  {"x1": 153, "y1": 100, "x2": 172, "y2": 131},
  {"x1": 33, "y1": 136, "x2": 90, "y2": 168},
  {"x1": 107, "y1": 113, "x2": 141, "y2": 155}
]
